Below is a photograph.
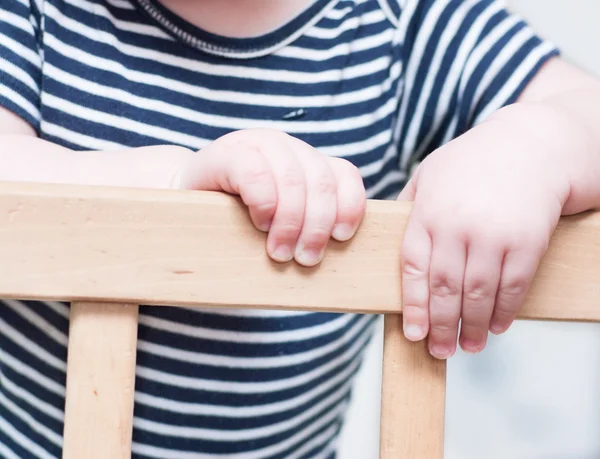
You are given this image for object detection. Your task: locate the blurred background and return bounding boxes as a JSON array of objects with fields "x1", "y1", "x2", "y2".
[{"x1": 338, "y1": 1, "x2": 600, "y2": 457}]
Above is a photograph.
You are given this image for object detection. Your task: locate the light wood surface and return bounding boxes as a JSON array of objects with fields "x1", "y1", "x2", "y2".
[
  {"x1": 62, "y1": 302, "x2": 139, "y2": 459},
  {"x1": 380, "y1": 314, "x2": 446, "y2": 459},
  {"x1": 0, "y1": 181, "x2": 598, "y2": 321}
]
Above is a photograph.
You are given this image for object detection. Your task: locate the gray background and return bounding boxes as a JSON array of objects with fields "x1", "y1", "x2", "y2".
[{"x1": 338, "y1": 1, "x2": 600, "y2": 457}]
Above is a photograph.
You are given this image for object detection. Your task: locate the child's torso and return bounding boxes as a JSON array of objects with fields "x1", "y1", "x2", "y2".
[{"x1": 1, "y1": 0, "x2": 404, "y2": 457}]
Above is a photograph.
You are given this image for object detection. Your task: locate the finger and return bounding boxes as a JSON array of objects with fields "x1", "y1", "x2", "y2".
[
  {"x1": 328, "y1": 157, "x2": 367, "y2": 242},
  {"x1": 181, "y1": 144, "x2": 278, "y2": 232},
  {"x1": 489, "y1": 248, "x2": 541, "y2": 334},
  {"x1": 261, "y1": 142, "x2": 307, "y2": 263},
  {"x1": 401, "y1": 219, "x2": 432, "y2": 342},
  {"x1": 292, "y1": 147, "x2": 339, "y2": 267},
  {"x1": 427, "y1": 235, "x2": 467, "y2": 359},
  {"x1": 397, "y1": 177, "x2": 417, "y2": 201},
  {"x1": 397, "y1": 164, "x2": 420, "y2": 201},
  {"x1": 459, "y1": 244, "x2": 502, "y2": 354}
]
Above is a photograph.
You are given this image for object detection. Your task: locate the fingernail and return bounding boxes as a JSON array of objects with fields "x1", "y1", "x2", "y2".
[
  {"x1": 272, "y1": 245, "x2": 293, "y2": 262},
  {"x1": 258, "y1": 221, "x2": 271, "y2": 232},
  {"x1": 403, "y1": 324, "x2": 425, "y2": 341},
  {"x1": 489, "y1": 323, "x2": 505, "y2": 335},
  {"x1": 430, "y1": 345, "x2": 453, "y2": 360},
  {"x1": 294, "y1": 245, "x2": 324, "y2": 266},
  {"x1": 332, "y1": 224, "x2": 355, "y2": 241},
  {"x1": 461, "y1": 339, "x2": 483, "y2": 354}
]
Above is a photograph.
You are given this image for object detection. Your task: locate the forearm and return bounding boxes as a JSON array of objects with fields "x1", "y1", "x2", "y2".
[{"x1": 0, "y1": 135, "x2": 193, "y2": 189}]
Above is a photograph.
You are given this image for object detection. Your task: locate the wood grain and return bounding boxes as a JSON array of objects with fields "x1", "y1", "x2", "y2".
[
  {"x1": 380, "y1": 314, "x2": 446, "y2": 459},
  {"x1": 62, "y1": 302, "x2": 139, "y2": 459},
  {"x1": 0, "y1": 181, "x2": 599, "y2": 321}
]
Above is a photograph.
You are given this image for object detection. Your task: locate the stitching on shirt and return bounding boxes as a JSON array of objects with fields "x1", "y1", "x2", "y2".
[{"x1": 133, "y1": 0, "x2": 341, "y2": 59}]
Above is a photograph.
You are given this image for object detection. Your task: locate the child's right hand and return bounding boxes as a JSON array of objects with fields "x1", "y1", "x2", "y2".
[{"x1": 176, "y1": 129, "x2": 367, "y2": 267}]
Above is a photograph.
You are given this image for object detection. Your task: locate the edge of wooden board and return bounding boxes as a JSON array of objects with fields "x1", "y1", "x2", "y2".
[{"x1": 0, "y1": 181, "x2": 599, "y2": 321}]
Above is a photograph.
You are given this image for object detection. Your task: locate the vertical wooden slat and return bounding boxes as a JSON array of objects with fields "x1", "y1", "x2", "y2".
[
  {"x1": 62, "y1": 302, "x2": 139, "y2": 459},
  {"x1": 379, "y1": 314, "x2": 447, "y2": 459}
]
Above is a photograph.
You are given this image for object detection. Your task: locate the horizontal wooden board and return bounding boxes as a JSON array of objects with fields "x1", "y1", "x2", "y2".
[{"x1": 0, "y1": 181, "x2": 599, "y2": 321}]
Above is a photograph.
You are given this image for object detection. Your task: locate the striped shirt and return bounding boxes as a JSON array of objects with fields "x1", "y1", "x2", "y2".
[{"x1": 0, "y1": 0, "x2": 558, "y2": 457}]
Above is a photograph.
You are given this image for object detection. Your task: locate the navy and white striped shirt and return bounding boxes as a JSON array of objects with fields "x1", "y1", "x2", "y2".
[{"x1": 0, "y1": 0, "x2": 558, "y2": 457}]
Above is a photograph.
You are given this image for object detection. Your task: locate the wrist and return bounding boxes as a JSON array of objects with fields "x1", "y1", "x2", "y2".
[{"x1": 487, "y1": 100, "x2": 598, "y2": 213}]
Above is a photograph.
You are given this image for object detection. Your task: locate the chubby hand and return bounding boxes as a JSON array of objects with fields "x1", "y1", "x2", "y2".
[
  {"x1": 398, "y1": 109, "x2": 572, "y2": 359},
  {"x1": 177, "y1": 129, "x2": 367, "y2": 267}
]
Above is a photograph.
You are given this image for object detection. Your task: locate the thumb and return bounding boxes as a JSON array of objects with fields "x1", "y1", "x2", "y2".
[{"x1": 397, "y1": 164, "x2": 420, "y2": 201}]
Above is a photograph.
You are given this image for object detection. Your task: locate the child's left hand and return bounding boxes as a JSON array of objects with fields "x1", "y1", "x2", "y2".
[{"x1": 397, "y1": 106, "x2": 572, "y2": 359}]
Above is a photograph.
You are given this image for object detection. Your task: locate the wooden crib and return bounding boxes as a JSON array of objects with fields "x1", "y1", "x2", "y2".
[{"x1": 0, "y1": 181, "x2": 598, "y2": 458}]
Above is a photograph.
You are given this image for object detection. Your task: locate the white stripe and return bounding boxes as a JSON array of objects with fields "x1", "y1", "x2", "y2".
[
  {"x1": 0, "y1": 318, "x2": 66, "y2": 372},
  {"x1": 45, "y1": 59, "x2": 400, "y2": 130},
  {"x1": 3, "y1": 300, "x2": 68, "y2": 347},
  {"x1": 0, "y1": 84, "x2": 40, "y2": 121},
  {"x1": 134, "y1": 373, "x2": 354, "y2": 440},
  {"x1": 0, "y1": 441, "x2": 21, "y2": 459},
  {"x1": 465, "y1": 27, "x2": 536, "y2": 122},
  {"x1": 40, "y1": 301, "x2": 70, "y2": 320},
  {"x1": 0, "y1": 415, "x2": 56, "y2": 459},
  {"x1": 43, "y1": 86, "x2": 398, "y2": 140},
  {"x1": 394, "y1": 0, "x2": 448, "y2": 161},
  {"x1": 325, "y1": 5, "x2": 353, "y2": 21},
  {"x1": 138, "y1": 314, "x2": 370, "y2": 369},
  {"x1": 41, "y1": 121, "x2": 133, "y2": 150},
  {"x1": 320, "y1": 129, "x2": 393, "y2": 158},
  {"x1": 288, "y1": 423, "x2": 339, "y2": 459},
  {"x1": 131, "y1": 400, "x2": 347, "y2": 459},
  {"x1": 432, "y1": 13, "x2": 522, "y2": 149},
  {"x1": 376, "y1": 0, "x2": 400, "y2": 28},
  {"x1": 0, "y1": 392, "x2": 63, "y2": 447},
  {"x1": 0, "y1": 8, "x2": 36, "y2": 37},
  {"x1": 44, "y1": 34, "x2": 394, "y2": 108},
  {"x1": 277, "y1": 27, "x2": 394, "y2": 61},
  {"x1": 135, "y1": 322, "x2": 369, "y2": 393},
  {"x1": 135, "y1": 345, "x2": 365, "y2": 417},
  {"x1": 403, "y1": 1, "x2": 503, "y2": 162},
  {"x1": 63, "y1": 0, "x2": 171, "y2": 39},
  {"x1": 0, "y1": 30, "x2": 40, "y2": 69},
  {"x1": 473, "y1": 42, "x2": 555, "y2": 124},
  {"x1": 0, "y1": 368, "x2": 64, "y2": 422},
  {"x1": 304, "y1": 9, "x2": 385, "y2": 39},
  {"x1": 0, "y1": 348, "x2": 66, "y2": 397},
  {"x1": 45, "y1": 3, "x2": 389, "y2": 84},
  {"x1": 458, "y1": 15, "x2": 521, "y2": 113},
  {"x1": 365, "y1": 169, "x2": 406, "y2": 199},
  {"x1": 106, "y1": 0, "x2": 135, "y2": 9},
  {"x1": 138, "y1": 309, "x2": 355, "y2": 344},
  {"x1": 43, "y1": 93, "x2": 209, "y2": 148}
]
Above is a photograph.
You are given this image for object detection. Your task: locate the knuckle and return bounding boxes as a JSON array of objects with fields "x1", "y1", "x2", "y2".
[
  {"x1": 302, "y1": 226, "x2": 331, "y2": 245},
  {"x1": 311, "y1": 173, "x2": 337, "y2": 196},
  {"x1": 402, "y1": 259, "x2": 427, "y2": 279},
  {"x1": 463, "y1": 282, "x2": 495, "y2": 303},
  {"x1": 499, "y1": 277, "x2": 529, "y2": 298},
  {"x1": 279, "y1": 169, "x2": 305, "y2": 189},
  {"x1": 274, "y1": 221, "x2": 303, "y2": 239},
  {"x1": 430, "y1": 275, "x2": 461, "y2": 298}
]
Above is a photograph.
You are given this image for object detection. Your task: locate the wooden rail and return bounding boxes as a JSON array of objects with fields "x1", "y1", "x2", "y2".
[{"x1": 1, "y1": 181, "x2": 599, "y2": 458}]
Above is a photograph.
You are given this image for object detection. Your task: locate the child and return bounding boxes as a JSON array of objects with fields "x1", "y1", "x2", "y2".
[{"x1": 1, "y1": 0, "x2": 599, "y2": 457}]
